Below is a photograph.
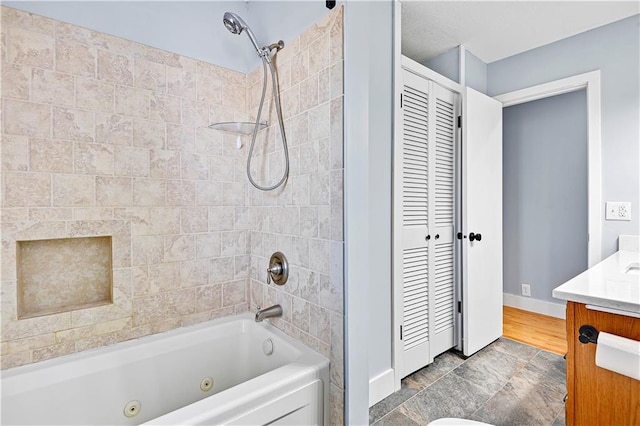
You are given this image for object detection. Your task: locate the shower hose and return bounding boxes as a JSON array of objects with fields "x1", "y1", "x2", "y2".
[{"x1": 246, "y1": 56, "x2": 290, "y2": 191}]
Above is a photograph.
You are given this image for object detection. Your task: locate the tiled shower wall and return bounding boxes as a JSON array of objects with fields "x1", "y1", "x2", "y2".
[
  {"x1": 0, "y1": 5, "x2": 253, "y2": 368},
  {"x1": 0, "y1": 5, "x2": 345, "y2": 422},
  {"x1": 246, "y1": 7, "x2": 344, "y2": 425}
]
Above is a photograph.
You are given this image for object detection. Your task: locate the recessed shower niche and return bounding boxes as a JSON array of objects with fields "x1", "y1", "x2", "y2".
[{"x1": 17, "y1": 237, "x2": 113, "y2": 319}]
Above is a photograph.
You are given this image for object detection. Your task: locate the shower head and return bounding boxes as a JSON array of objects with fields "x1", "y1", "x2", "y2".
[
  {"x1": 223, "y1": 12, "x2": 262, "y2": 56},
  {"x1": 222, "y1": 12, "x2": 245, "y2": 35}
]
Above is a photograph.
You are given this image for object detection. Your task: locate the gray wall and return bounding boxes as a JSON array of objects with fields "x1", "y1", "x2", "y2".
[
  {"x1": 503, "y1": 91, "x2": 588, "y2": 303},
  {"x1": 489, "y1": 14, "x2": 640, "y2": 257},
  {"x1": 423, "y1": 46, "x2": 459, "y2": 83},
  {"x1": 367, "y1": 3, "x2": 393, "y2": 386},
  {"x1": 422, "y1": 47, "x2": 487, "y2": 94},
  {"x1": 344, "y1": 1, "x2": 394, "y2": 421},
  {"x1": 243, "y1": 1, "x2": 337, "y2": 70},
  {"x1": 465, "y1": 50, "x2": 487, "y2": 94},
  {"x1": 3, "y1": 1, "x2": 330, "y2": 73}
]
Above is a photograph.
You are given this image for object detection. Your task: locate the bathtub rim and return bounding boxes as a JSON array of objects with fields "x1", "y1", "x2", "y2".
[{"x1": 1, "y1": 312, "x2": 329, "y2": 392}]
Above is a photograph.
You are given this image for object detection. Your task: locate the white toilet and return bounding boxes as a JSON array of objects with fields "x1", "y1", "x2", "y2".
[{"x1": 428, "y1": 418, "x2": 493, "y2": 426}]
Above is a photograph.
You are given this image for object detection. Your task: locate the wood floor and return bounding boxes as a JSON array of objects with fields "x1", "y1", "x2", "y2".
[{"x1": 503, "y1": 306, "x2": 567, "y2": 355}]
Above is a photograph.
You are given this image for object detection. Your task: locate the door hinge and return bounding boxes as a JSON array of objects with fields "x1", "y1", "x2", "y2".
[
  {"x1": 457, "y1": 116, "x2": 462, "y2": 128},
  {"x1": 400, "y1": 325, "x2": 403, "y2": 340},
  {"x1": 457, "y1": 301, "x2": 462, "y2": 313},
  {"x1": 400, "y1": 93, "x2": 403, "y2": 108}
]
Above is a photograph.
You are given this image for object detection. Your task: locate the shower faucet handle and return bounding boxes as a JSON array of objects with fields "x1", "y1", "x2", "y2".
[
  {"x1": 266, "y1": 252, "x2": 289, "y2": 286},
  {"x1": 267, "y1": 264, "x2": 282, "y2": 275},
  {"x1": 266, "y1": 264, "x2": 281, "y2": 284}
]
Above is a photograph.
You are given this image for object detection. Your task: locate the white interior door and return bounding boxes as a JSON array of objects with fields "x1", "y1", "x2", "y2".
[{"x1": 461, "y1": 87, "x2": 503, "y2": 356}]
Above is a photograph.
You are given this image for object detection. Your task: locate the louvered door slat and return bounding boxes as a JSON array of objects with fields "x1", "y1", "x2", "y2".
[
  {"x1": 433, "y1": 242, "x2": 455, "y2": 334},
  {"x1": 402, "y1": 242, "x2": 429, "y2": 350},
  {"x1": 402, "y1": 76, "x2": 429, "y2": 230},
  {"x1": 434, "y1": 89, "x2": 455, "y2": 228}
]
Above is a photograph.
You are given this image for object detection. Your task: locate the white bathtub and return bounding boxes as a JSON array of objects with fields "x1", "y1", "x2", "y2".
[{"x1": 1, "y1": 313, "x2": 330, "y2": 425}]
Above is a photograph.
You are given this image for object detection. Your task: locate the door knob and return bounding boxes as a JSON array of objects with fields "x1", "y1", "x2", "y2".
[
  {"x1": 434, "y1": 234, "x2": 440, "y2": 240},
  {"x1": 425, "y1": 235, "x2": 431, "y2": 241},
  {"x1": 469, "y1": 232, "x2": 482, "y2": 242}
]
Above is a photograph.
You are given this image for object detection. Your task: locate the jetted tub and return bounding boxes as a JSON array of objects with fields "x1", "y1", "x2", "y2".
[{"x1": 1, "y1": 313, "x2": 330, "y2": 425}]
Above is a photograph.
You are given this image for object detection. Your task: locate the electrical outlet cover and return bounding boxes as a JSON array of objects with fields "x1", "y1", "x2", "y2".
[{"x1": 606, "y1": 202, "x2": 632, "y2": 221}]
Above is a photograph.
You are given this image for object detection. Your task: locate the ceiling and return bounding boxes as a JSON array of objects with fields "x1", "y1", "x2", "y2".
[{"x1": 402, "y1": 1, "x2": 640, "y2": 64}]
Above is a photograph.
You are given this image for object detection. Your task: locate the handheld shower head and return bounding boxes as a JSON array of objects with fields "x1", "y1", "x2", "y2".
[
  {"x1": 220, "y1": 13, "x2": 290, "y2": 191},
  {"x1": 223, "y1": 12, "x2": 262, "y2": 56},
  {"x1": 222, "y1": 12, "x2": 245, "y2": 35}
]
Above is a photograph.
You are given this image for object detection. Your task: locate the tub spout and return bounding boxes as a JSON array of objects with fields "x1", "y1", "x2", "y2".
[{"x1": 255, "y1": 304, "x2": 282, "y2": 322}]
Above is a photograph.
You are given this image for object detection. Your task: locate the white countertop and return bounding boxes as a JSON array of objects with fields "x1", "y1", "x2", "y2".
[{"x1": 553, "y1": 250, "x2": 640, "y2": 314}]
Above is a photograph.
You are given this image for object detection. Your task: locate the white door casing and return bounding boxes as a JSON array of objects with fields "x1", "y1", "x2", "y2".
[
  {"x1": 493, "y1": 70, "x2": 602, "y2": 267},
  {"x1": 460, "y1": 87, "x2": 504, "y2": 356}
]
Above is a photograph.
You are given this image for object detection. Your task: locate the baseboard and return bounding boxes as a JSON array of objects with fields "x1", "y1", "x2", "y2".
[
  {"x1": 503, "y1": 293, "x2": 566, "y2": 319},
  {"x1": 369, "y1": 368, "x2": 395, "y2": 407}
]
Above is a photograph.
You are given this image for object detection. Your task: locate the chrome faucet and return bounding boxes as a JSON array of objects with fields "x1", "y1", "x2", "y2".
[{"x1": 255, "y1": 304, "x2": 283, "y2": 322}]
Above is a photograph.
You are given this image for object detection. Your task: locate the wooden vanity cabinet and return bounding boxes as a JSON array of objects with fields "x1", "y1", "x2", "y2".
[{"x1": 565, "y1": 302, "x2": 640, "y2": 425}]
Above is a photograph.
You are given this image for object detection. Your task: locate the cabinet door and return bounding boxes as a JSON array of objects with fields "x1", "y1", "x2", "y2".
[{"x1": 566, "y1": 302, "x2": 640, "y2": 425}]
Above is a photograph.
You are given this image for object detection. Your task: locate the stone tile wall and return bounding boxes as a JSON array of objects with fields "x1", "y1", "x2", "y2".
[
  {"x1": 0, "y1": 5, "x2": 250, "y2": 368},
  {"x1": 245, "y1": 7, "x2": 344, "y2": 425}
]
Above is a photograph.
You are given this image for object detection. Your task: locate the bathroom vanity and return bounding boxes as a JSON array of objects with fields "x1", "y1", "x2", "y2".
[{"x1": 553, "y1": 239, "x2": 640, "y2": 426}]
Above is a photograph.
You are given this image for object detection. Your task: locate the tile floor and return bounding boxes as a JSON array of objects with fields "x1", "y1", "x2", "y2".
[{"x1": 370, "y1": 338, "x2": 566, "y2": 426}]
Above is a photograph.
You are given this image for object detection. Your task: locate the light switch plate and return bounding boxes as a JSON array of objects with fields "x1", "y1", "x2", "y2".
[{"x1": 605, "y1": 202, "x2": 632, "y2": 221}]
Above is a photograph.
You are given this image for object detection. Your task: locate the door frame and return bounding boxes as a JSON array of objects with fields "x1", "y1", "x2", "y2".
[
  {"x1": 392, "y1": 55, "x2": 463, "y2": 391},
  {"x1": 494, "y1": 70, "x2": 602, "y2": 267}
]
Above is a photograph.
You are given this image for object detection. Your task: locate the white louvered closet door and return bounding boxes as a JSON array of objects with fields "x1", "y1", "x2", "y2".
[
  {"x1": 399, "y1": 70, "x2": 432, "y2": 377},
  {"x1": 397, "y1": 70, "x2": 457, "y2": 378},
  {"x1": 428, "y1": 83, "x2": 457, "y2": 357}
]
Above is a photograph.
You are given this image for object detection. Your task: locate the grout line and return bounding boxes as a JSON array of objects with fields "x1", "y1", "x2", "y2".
[
  {"x1": 475, "y1": 348, "x2": 542, "y2": 402},
  {"x1": 371, "y1": 407, "x2": 395, "y2": 425},
  {"x1": 467, "y1": 369, "x2": 512, "y2": 420},
  {"x1": 551, "y1": 404, "x2": 565, "y2": 426}
]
